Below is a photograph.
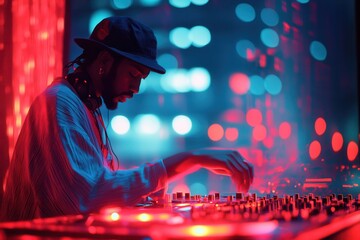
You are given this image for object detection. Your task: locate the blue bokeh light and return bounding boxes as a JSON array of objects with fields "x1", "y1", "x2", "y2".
[
  {"x1": 260, "y1": 28, "x2": 280, "y2": 48},
  {"x1": 235, "y1": 3, "x2": 256, "y2": 22},
  {"x1": 264, "y1": 74, "x2": 282, "y2": 95},
  {"x1": 236, "y1": 39, "x2": 256, "y2": 60},
  {"x1": 89, "y1": 10, "x2": 113, "y2": 34},
  {"x1": 169, "y1": 27, "x2": 191, "y2": 49},
  {"x1": 172, "y1": 115, "x2": 192, "y2": 135},
  {"x1": 189, "y1": 26, "x2": 211, "y2": 47},
  {"x1": 111, "y1": 0, "x2": 133, "y2": 9},
  {"x1": 297, "y1": 0, "x2": 310, "y2": 4},
  {"x1": 260, "y1": 8, "x2": 279, "y2": 27},
  {"x1": 139, "y1": 0, "x2": 161, "y2": 7},
  {"x1": 169, "y1": 0, "x2": 191, "y2": 8},
  {"x1": 249, "y1": 75, "x2": 265, "y2": 95},
  {"x1": 310, "y1": 41, "x2": 327, "y2": 61},
  {"x1": 191, "y1": 0, "x2": 209, "y2": 6}
]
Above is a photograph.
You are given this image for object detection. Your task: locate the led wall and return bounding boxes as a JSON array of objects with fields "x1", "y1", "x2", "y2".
[
  {"x1": 68, "y1": 0, "x2": 359, "y2": 195},
  {"x1": 0, "y1": 0, "x2": 66, "y2": 202}
]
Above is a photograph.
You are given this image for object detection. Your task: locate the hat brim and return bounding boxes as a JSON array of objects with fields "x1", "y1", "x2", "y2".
[{"x1": 74, "y1": 38, "x2": 166, "y2": 74}]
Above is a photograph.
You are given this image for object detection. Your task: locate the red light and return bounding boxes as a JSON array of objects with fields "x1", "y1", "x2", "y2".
[
  {"x1": 246, "y1": 48, "x2": 256, "y2": 61},
  {"x1": 208, "y1": 123, "x2": 224, "y2": 141},
  {"x1": 263, "y1": 137, "x2": 274, "y2": 148},
  {"x1": 110, "y1": 212, "x2": 120, "y2": 221},
  {"x1": 279, "y1": 121, "x2": 291, "y2": 139},
  {"x1": 136, "y1": 213, "x2": 153, "y2": 222},
  {"x1": 7, "y1": 0, "x2": 65, "y2": 159},
  {"x1": 253, "y1": 125, "x2": 267, "y2": 141},
  {"x1": 314, "y1": 117, "x2": 326, "y2": 136},
  {"x1": 229, "y1": 73, "x2": 250, "y2": 95},
  {"x1": 283, "y1": 22, "x2": 291, "y2": 33},
  {"x1": 221, "y1": 109, "x2": 244, "y2": 123},
  {"x1": 347, "y1": 141, "x2": 359, "y2": 162},
  {"x1": 309, "y1": 140, "x2": 321, "y2": 160},
  {"x1": 246, "y1": 108, "x2": 262, "y2": 127},
  {"x1": 274, "y1": 57, "x2": 283, "y2": 72},
  {"x1": 331, "y1": 131, "x2": 343, "y2": 152},
  {"x1": 259, "y1": 54, "x2": 266, "y2": 67},
  {"x1": 225, "y1": 128, "x2": 238, "y2": 142}
]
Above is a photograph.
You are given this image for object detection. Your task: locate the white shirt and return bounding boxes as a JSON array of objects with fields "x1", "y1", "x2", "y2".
[{"x1": 0, "y1": 78, "x2": 168, "y2": 221}]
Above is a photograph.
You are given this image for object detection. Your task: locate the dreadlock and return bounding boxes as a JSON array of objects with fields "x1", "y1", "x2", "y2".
[{"x1": 63, "y1": 48, "x2": 102, "y2": 75}]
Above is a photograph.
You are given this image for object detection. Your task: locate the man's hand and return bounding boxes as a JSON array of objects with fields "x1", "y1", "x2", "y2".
[{"x1": 163, "y1": 148, "x2": 254, "y2": 192}]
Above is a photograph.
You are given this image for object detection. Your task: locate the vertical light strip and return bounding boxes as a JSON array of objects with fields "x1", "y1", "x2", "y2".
[{"x1": 7, "y1": 0, "x2": 65, "y2": 159}]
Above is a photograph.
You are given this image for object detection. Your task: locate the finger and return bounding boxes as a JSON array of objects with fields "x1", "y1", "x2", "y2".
[
  {"x1": 228, "y1": 153, "x2": 251, "y2": 188},
  {"x1": 209, "y1": 168, "x2": 231, "y2": 176},
  {"x1": 232, "y1": 151, "x2": 254, "y2": 184},
  {"x1": 243, "y1": 161, "x2": 254, "y2": 184},
  {"x1": 227, "y1": 160, "x2": 250, "y2": 192}
]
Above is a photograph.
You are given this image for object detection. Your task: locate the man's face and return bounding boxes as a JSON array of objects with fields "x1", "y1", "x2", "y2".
[{"x1": 101, "y1": 58, "x2": 150, "y2": 110}]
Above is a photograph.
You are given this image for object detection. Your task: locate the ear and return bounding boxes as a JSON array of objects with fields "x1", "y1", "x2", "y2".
[
  {"x1": 97, "y1": 50, "x2": 115, "y2": 66},
  {"x1": 96, "y1": 50, "x2": 116, "y2": 77}
]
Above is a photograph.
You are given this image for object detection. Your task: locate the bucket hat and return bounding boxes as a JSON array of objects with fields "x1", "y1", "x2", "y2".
[{"x1": 74, "y1": 16, "x2": 165, "y2": 74}]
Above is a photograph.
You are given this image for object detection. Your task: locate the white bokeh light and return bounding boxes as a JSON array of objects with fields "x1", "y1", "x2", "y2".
[
  {"x1": 189, "y1": 67, "x2": 211, "y2": 92},
  {"x1": 169, "y1": 27, "x2": 191, "y2": 49},
  {"x1": 189, "y1": 26, "x2": 211, "y2": 47},
  {"x1": 134, "y1": 114, "x2": 161, "y2": 135},
  {"x1": 172, "y1": 115, "x2": 192, "y2": 135},
  {"x1": 111, "y1": 115, "x2": 130, "y2": 135}
]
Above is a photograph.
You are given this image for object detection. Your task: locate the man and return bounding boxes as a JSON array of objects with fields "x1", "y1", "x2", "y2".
[{"x1": 0, "y1": 16, "x2": 253, "y2": 221}]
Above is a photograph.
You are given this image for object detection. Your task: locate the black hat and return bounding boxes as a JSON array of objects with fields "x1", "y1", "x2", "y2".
[{"x1": 74, "y1": 16, "x2": 166, "y2": 74}]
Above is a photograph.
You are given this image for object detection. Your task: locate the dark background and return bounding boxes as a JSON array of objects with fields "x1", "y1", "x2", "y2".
[{"x1": 65, "y1": 0, "x2": 359, "y2": 196}]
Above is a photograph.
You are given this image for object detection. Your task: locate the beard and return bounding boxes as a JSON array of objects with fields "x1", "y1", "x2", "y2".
[
  {"x1": 100, "y1": 59, "x2": 133, "y2": 110},
  {"x1": 101, "y1": 61, "x2": 119, "y2": 110},
  {"x1": 102, "y1": 76, "x2": 119, "y2": 110},
  {"x1": 103, "y1": 95, "x2": 118, "y2": 110}
]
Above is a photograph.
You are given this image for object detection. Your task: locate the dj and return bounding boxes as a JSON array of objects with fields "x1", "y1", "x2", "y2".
[{"x1": 0, "y1": 16, "x2": 254, "y2": 221}]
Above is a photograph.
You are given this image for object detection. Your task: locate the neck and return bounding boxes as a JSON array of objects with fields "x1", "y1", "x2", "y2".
[{"x1": 66, "y1": 70, "x2": 103, "y2": 111}]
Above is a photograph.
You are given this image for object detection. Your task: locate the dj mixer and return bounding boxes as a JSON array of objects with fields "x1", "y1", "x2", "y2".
[{"x1": 1, "y1": 192, "x2": 360, "y2": 239}]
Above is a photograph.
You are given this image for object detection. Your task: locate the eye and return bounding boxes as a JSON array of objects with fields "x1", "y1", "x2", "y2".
[{"x1": 130, "y1": 70, "x2": 141, "y2": 78}]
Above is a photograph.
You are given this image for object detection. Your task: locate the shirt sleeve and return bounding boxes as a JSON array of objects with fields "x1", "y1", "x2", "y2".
[{"x1": 34, "y1": 83, "x2": 168, "y2": 216}]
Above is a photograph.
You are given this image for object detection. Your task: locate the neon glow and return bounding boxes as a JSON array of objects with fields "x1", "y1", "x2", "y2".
[
  {"x1": 7, "y1": 0, "x2": 65, "y2": 159},
  {"x1": 172, "y1": 115, "x2": 192, "y2": 135},
  {"x1": 347, "y1": 141, "x2": 359, "y2": 161},
  {"x1": 134, "y1": 114, "x2": 161, "y2": 135},
  {"x1": 261, "y1": 28, "x2": 280, "y2": 48},
  {"x1": 235, "y1": 3, "x2": 256, "y2": 22},
  {"x1": 309, "y1": 140, "x2": 321, "y2": 160},
  {"x1": 264, "y1": 74, "x2": 282, "y2": 95},
  {"x1": 208, "y1": 123, "x2": 224, "y2": 141},
  {"x1": 136, "y1": 213, "x2": 153, "y2": 222},
  {"x1": 261, "y1": 8, "x2": 279, "y2": 27},
  {"x1": 111, "y1": 115, "x2": 130, "y2": 135},
  {"x1": 221, "y1": 109, "x2": 244, "y2": 123},
  {"x1": 169, "y1": 27, "x2": 191, "y2": 49},
  {"x1": 189, "y1": 67, "x2": 211, "y2": 92},
  {"x1": 246, "y1": 108, "x2": 262, "y2": 127},
  {"x1": 279, "y1": 121, "x2": 291, "y2": 139},
  {"x1": 229, "y1": 73, "x2": 250, "y2": 94},
  {"x1": 314, "y1": 117, "x2": 326, "y2": 135},
  {"x1": 249, "y1": 75, "x2": 265, "y2": 95},
  {"x1": 225, "y1": 128, "x2": 239, "y2": 142},
  {"x1": 305, "y1": 178, "x2": 332, "y2": 182},
  {"x1": 236, "y1": 39, "x2": 256, "y2": 60},
  {"x1": 189, "y1": 26, "x2": 211, "y2": 47},
  {"x1": 253, "y1": 125, "x2": 267, "y2": 141},
  {"x1": 331, "y1": 131, "x2": 343, "y2": 152},
  {"x1": 110, "y1": 212, "x2": 120, "y2": 221}
]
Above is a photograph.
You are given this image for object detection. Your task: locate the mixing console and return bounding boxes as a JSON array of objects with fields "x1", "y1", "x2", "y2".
[{"x1": 1, "y1": 192, "x2": 360, "y2": 239}]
